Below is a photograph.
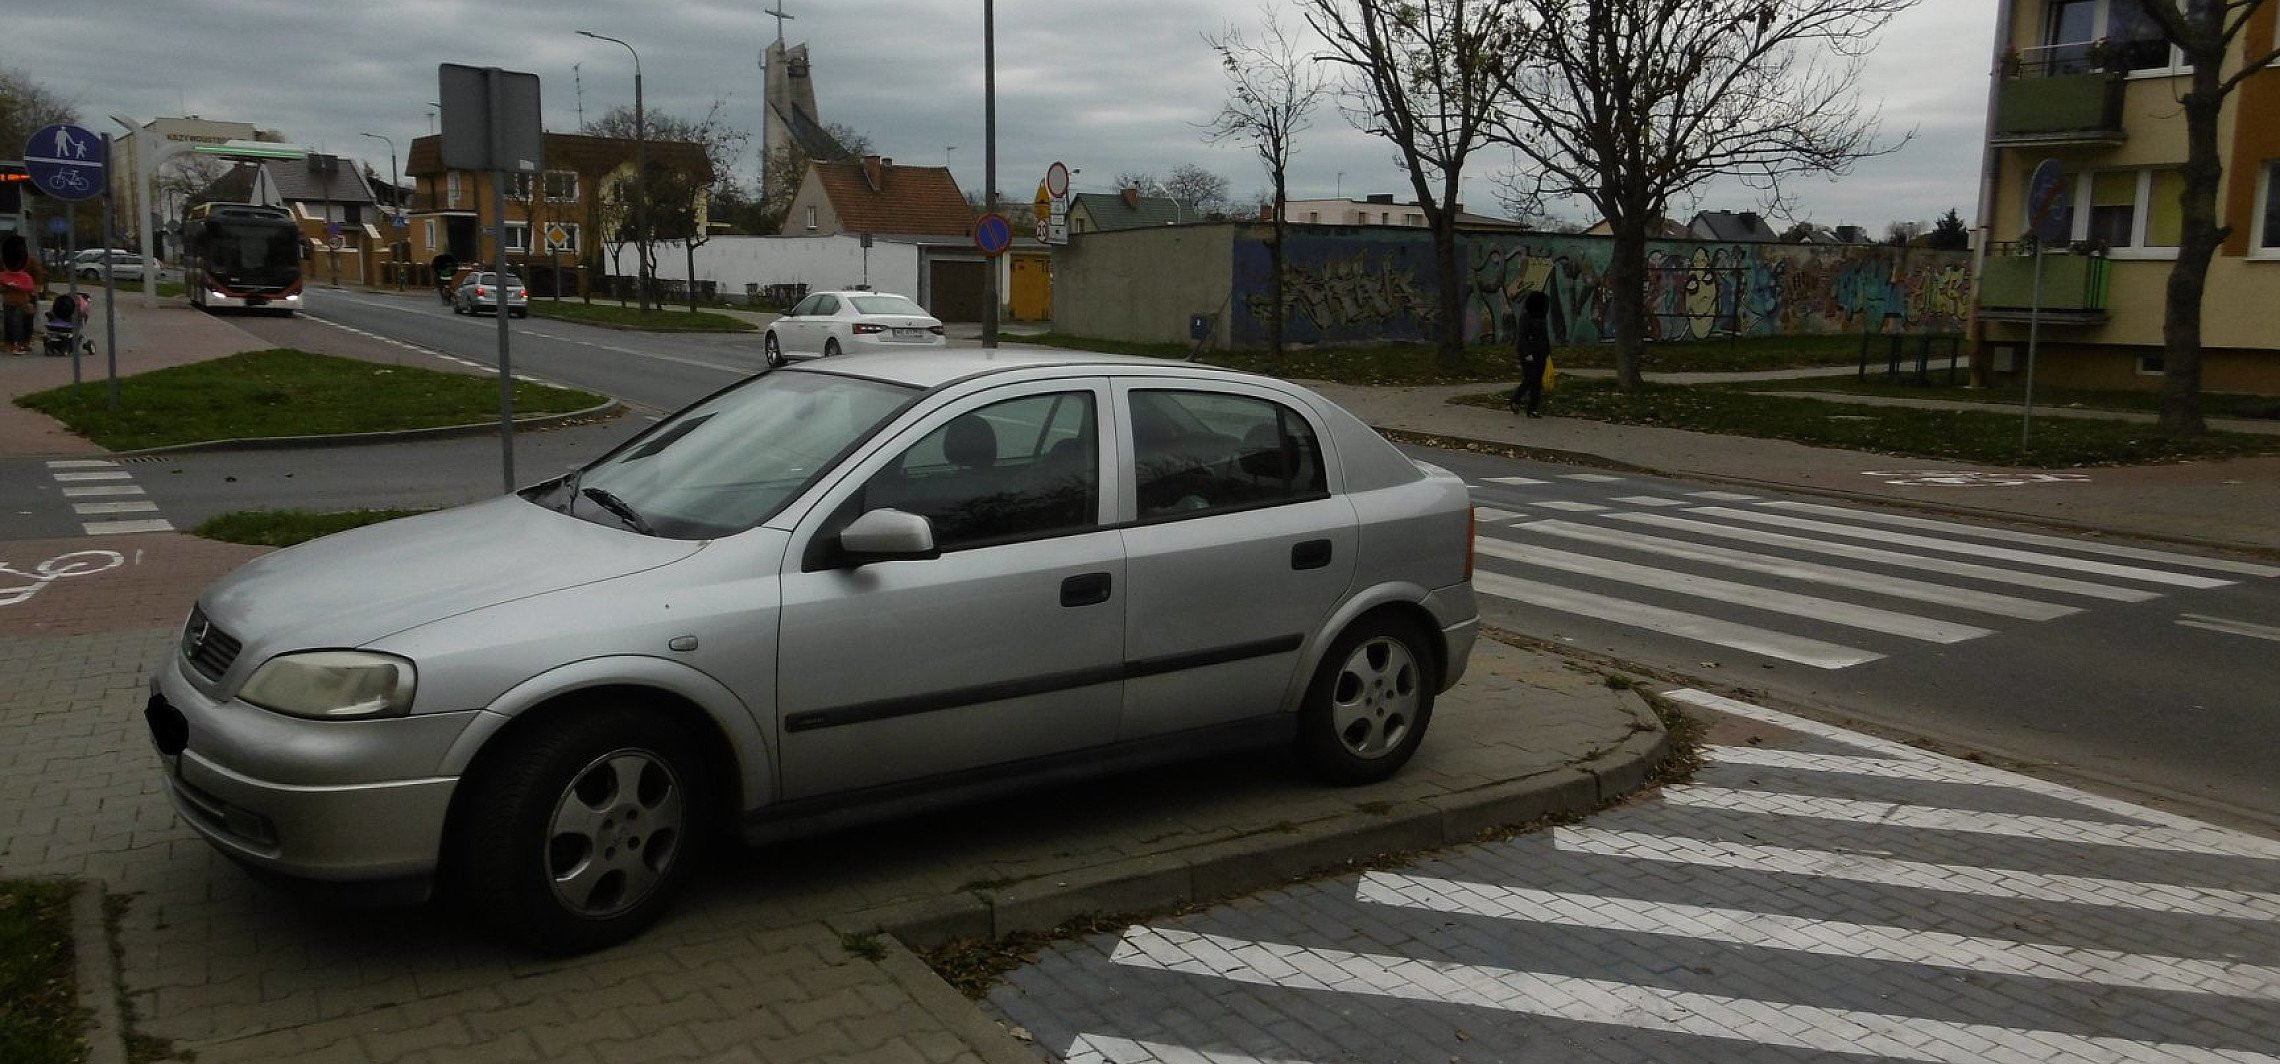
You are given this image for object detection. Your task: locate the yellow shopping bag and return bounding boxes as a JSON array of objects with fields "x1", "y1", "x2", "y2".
[{"x1": 1542, "y1": 357, "x2": 1557, "y2": 391}]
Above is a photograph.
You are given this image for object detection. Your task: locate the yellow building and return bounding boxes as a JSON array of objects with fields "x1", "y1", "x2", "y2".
[{"x1": 1976, "y1": 0, "x2": 2280, "y2": 395}]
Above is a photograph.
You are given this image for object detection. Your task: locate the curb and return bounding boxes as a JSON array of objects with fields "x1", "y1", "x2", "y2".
[
  {"x1": 1375, "y1": 425, "x2": 2280, "y2": 561},
  {"x1": 841, "y1": 693, "x2": 1666, "y2": 950},
  {"x1": 105, "y1": 400, "x2": 628, "y2": 458},
  {"x1": 71, "y1": 880, "x2": 127, "y2": 1064}
]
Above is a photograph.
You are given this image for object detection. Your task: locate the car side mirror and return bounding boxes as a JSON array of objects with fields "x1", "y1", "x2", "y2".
[{"x1": 838, "y1": 508, "x2": 939, "y2": 565}]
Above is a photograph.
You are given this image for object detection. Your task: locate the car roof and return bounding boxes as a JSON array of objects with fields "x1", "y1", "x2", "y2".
[
  {"x1": 786, "y1": 347, "x2": 1278, "y2": 393},
  {"x1": 813, "y1": 290, "x2": 916, "y2": 300}
]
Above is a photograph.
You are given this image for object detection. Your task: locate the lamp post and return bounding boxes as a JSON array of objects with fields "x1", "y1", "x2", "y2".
[
  {"x1": 360, "y1": 132, "x2": 402, "y2": 290},
  {"x1": 982, "y1": 0, "x2": 998, "y2": 349},
  {"x1": 579, "y1": 30, "x2": 651, "y2": 313},
  {"x1": 106, "y1": 114, "x2": 158, "y2": 308}
]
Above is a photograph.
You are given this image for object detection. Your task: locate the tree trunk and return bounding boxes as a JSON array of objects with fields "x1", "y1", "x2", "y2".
[
  {"x1": 1269, "y1": 169, "x2": 1288, "y2": 358},
  {"x1": 1431, "y1": 210, "x2": 1466, "y2": 367},
  {"x1": 1606, "y1": 215, "x2": 1649, "y2": 391},
  {"x1": 686, "y1": 242, "x2": 699, "y2": 314},
  {"x1": 2159, "y1": 71, "x2": 2223, "y2": 439}
]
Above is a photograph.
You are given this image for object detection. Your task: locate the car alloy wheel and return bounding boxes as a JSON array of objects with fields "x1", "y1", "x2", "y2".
[
  {"x1": 543, "y1": 748, "x2": 687, "y2": 921},
  {"x1": 764, "y1": 332, "x2": 785, "y2": 367},
  {"x1": 1295, "y1": 615, "x2": 1435, "y2": 785}
]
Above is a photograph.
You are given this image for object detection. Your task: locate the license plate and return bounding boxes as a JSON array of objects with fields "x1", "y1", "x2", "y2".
[
  {"x1": 892, "y1": 327, "x2": 922, "y2": 339},
  {"x1": 245, "y1": 297, "x2": 267, "y2": 307}
]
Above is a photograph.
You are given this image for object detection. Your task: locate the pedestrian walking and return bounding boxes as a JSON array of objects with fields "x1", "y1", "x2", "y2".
[
  {"x1": 1508, "y1": 290, "x2": 1551, "y2": 418},
  {"x1": 1, "y1": 234, "x2": 43, "y2": 355}
]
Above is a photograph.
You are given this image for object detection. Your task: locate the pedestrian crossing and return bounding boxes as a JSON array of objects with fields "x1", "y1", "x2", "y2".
[
  {"x1": 43, "y1": 458, "x2": 173, "y2": 535},
  {"x1": 1009, "y1": 691, "x2": 2280, "y2": 1064},
  {"x1": 1465, "y1": 473, "x2": 2277, "y2": 669}
]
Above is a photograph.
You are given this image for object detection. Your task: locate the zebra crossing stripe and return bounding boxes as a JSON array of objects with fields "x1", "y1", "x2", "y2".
[
  {"x1": 44, "y1": 459, "x2": 118, "y2": 469},
  {"x1": 1484, "y1": 476, "x2": 1547, "y2": 485},
  {"x1": 1558, "y1": 473, "x2": 1625, "y2": 482},
  {"x1": 1608, "y1": 511, "x2": 2160, "y2": 601},
  {"x1": 1470, "y1": 506, "x2": 1523, "y2": 523},
  {"x1": 71, "y1": 501, "x2": 159, "y2": 516},
  {"x1": 60, "y1": 485, "x2": 145, "y2": 498},
  {"x1": 1471, "y1": 571, "x2": 1880, "y2": 668},
  {"x1": 1610, "y1": 496, "x2": 1688, "y2": 507},
  {"x1": 1063, "y1": 1033, "x2": 1312, "y2": 1064},
  {"x1": 1691, "y1": 506, "x2": 2233, "y2": 589},
  {"x1": 52, "y1": 471, "x2": 132, "y2": 482},
  {"x1": 1705, "y1": 745, "x2": 2010, "y2": 786},
  {"x1": 1107, "y1": 927, "x2": 2280, "y2": 1064},
  {"x1": 83, "y1": 519, "x2": 174, "y2": 535},
  {"x1": 1663, "y1": 786, "x2": 2280, "y2": 860},
  {"x1": 1516, "y1": 518, "x2": 2077, "y2": 621},
  {"x1": 1355, "y1": 872, "x2": 2280, "y2": 1000},
  {"x1": 1475, "y1": 537, "x2": 1991, "y2": 643},
  {"x1": 1530, "y1": 500, "x2": 1609, "y2": 512},
  {"x1": 1759, "y1": 500, "x2": 2280, "y2": 578},
  {"x1": 2176, "y1": 613, "x2": 2280, "y2": 643},
  {"x1": 1687, "y1": 490, "x2": 1760, "y2": 500},
  {"x1": 1552, "y1": 827, "x2": 2280, "y2": 920}
]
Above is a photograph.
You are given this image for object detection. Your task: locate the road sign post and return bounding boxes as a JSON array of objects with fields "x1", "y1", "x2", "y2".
[
  {"x1": 441, "y1": 63, "x2": 544, "y2": 494},
  {"x1": 2023, "y1": 158, "x2": 2069, "y2": 451}
]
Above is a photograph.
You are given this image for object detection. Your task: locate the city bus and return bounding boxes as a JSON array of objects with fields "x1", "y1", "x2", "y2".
[{"x1": 182, "y1": 202, "x2": 304, "y2": 314}]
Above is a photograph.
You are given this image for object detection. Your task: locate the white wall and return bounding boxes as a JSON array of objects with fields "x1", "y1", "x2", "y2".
[{"x1": 650, "y1": 234, "x2": 922, "y2": 302}]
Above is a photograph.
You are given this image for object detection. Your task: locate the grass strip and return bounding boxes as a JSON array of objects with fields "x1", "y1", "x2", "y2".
[
  {"x1": 1454, "y1": 379, "x2": 2277, "y2": 467},
  {"x1": 16, "y1": 348, "x2": 608, "y2": 451},
  {"x1": 526, "y1": 301, "x2": 758, "y2": 332},
  {"x1": 192, "y1": 508, "x2": 434, "y2": 547},
  {"x1": 0, "y1": 880, "x2": 87, "y2": 1064},
  {"x1": 1744, "y1": 375, "x2": 2280, "y2": 421}
]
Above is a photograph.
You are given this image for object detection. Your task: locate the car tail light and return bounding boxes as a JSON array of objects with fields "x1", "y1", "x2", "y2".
[
  {"x1": 852, "y1": 323, "x2": 885, "y2": 334},
  {"x1": 475, "y1": 287, "x2": 489, "y2": 297},
  {"x1": 928, "y1": 325, "x2": 945, "y2": 335}
]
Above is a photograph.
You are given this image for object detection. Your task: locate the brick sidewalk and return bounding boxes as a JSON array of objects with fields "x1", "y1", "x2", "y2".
[{"x1": 0, "y1": 293, "x2": 271, "y2": 459}]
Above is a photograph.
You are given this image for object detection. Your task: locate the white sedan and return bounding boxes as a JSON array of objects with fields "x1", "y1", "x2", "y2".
[{"x1": 764, "y1": 290, "x2": 945, "y2": 366}]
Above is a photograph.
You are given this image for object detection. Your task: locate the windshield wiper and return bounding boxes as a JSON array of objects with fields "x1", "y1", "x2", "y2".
[{"x1": 580, "y1": 486, "x2": 656, "y2": 535}]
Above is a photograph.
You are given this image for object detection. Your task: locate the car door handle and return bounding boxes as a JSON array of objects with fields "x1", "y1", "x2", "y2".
[
  {"x1": 1061, "y1": 572, "x2": 1113, "y2": 607},
  {"x1": 1291, "y1": 539, "x2": 1333, "y2": 571}
]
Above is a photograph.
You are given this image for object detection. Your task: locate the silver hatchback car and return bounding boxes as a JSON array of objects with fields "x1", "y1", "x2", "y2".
[{"x1": 146, "y1": 350, "x2": 1479, "y2": 953}]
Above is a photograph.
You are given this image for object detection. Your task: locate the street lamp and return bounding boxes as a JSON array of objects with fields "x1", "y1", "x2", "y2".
[
  {"x1": 360, "y1": 132, "x2": 402, "y2": 290},
  {"x1": 107, "y1": 114, "x2": 158, "y2": 308},
  {"x1": 579, "y1": 30, "x2": 651, "y2": 313}
]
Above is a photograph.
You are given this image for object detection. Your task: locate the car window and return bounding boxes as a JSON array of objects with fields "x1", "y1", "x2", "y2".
[
  {"x1": 848, "y1": 295, "x2": 926, "y2": 316},
  {"x1": 787, "y1": 294, "x2": 819, "y2": 317},
  {"x1": 857, "y1": 391, "x2": 1098, "y2": 551},
  {"x1": 813, "y1": 295, "x2": 841, "y2": 316},
  {"x1": 1128, "y1": 389, "x2": 1327, "y2": 520}
]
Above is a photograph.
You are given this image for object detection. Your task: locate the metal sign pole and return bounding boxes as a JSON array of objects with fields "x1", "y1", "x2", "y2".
[
  {"x1": 99, "y1": 134, "x2": 119, "y2": 411},
  {"x1": 495, "y1": 170, "x2": 516, "y2": 494}
]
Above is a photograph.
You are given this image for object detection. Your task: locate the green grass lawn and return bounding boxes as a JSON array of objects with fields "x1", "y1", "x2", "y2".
[
  {"x1": 0, "y1": 880, "x2": 86, "y2": 1064},
  {"x1": 192, "y1": 508, "x2": 434, "y2": 547},
  {"x1": 1744, "y1": 375, "x2": 2280, "y2": 421},
  {"x1": 1031, "y1": 330, "x2": 1915, "y2": 385},
  {"x1": 1454, "y1": 379, "x2": 2277, "y2": 467},
  {"x1": 526, "y1": 301, "x2": 758, "y2": 332},
  {"x1": 16, "y1": 348, "x2": 610, "y2": 451}
]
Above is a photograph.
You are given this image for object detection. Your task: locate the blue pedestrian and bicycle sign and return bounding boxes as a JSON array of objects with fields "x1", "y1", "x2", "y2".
[{"x1": 23, "y1": 124, "x2": 107, "y2": 202}]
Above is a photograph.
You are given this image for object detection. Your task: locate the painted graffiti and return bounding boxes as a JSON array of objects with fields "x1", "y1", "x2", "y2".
[{"x1": 1231, "y1": 228, "x2": 1972, "y2": 348}]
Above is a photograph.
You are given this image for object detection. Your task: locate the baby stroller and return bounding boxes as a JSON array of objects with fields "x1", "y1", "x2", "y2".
[{"x1": 42, "y1": 293, "x2": 93, "y2": 359}]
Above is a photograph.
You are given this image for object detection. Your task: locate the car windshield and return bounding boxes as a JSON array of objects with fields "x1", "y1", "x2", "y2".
[
  {"x1": 848, "y1": 295, "x2": 927, "y2": 316},
  {"x1": 544, "y1": 369, "x2": 916, "y2": 539}
]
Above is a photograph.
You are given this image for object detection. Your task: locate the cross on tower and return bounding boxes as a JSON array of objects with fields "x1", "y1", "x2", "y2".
[{"x1": 765, "y1": 3, "x2": 794, "y2": 47}]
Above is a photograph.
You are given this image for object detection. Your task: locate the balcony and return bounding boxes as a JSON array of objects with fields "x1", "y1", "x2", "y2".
[
  {"x1": 1990, "y1": 46, "x2": 2127, "y2": 148},
  {"x1": 1975, "y1": 246, "x2": 2110, "y2": 325}
]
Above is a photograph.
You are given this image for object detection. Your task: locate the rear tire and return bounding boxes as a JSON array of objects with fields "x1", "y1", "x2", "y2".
[
  {"x1": 451, "y1": 704, "x2": 712, "y2": 955},
  {"x1": 823, "y1": 338, "x2": 842, "y2": 358},
  {"x1": 1294, "y1": 615, "x2": 1435, "y2": 785}
]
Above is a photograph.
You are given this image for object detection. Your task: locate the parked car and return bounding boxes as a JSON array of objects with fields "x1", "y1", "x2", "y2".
[
  {"x1": 72, "y1": 248, "x2": 152, "y2": 281},
  {"x1": 763, "y1": 290, "x2": 944, "y2": 366},
  {"x1": 453, "y1": 271, "x2": 528, "y2": 317},
  {"x1": 143, "y1": 349, "x2": 1479, "y2": 953}
]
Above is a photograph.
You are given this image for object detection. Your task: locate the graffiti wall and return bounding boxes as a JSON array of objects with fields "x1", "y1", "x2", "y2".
[{"x1": 1230, "y1": 227, "x2": 1972, "y2": 347}]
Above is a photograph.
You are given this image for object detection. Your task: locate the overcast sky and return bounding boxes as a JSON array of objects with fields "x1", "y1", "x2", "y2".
[{"x1": 14, "y1": 0, "x2": 1994, "y2": 230}]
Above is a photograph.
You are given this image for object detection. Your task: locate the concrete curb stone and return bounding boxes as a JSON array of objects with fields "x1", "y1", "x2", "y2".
[{"x1": 72, "y1": 878, "x2": 128, "y2": 1064}]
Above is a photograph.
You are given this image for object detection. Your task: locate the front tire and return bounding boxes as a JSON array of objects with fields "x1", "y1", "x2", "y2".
[
  {"x1": 451, "y1": 704, "x2": 711, "y2": 955},
  {"x1": 823, "y1": 338, "x2": 842, "y2": 358},
  {"x1": 763, "y1": 332, "x2": 785, "y2": 367},
  {"x1": 1294, "y1": 615, "x2": 1435, "y2": 785}
]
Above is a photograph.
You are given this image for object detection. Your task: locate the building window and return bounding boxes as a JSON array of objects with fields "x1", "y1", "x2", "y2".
[
  {"x1": 2057, "y1": 168, "x2": 2183, "y2": 256},
  {"x1": 804, "y1": 205, "x2": 818, "y2": 230},
  {"x1": 424, "y1": 219, "x2": 436, "y2": 249},
  {"x1": 447, "y1": 172, "x2": 462, "y2": 209},
  {"x1": 510, "y1": 170, "x2": 580, "y2": 202},
  {"x1": 2256, "y1": 162, "x2": 2280, "y2": 258},
  {"x1": 1306, "y1": 211, "x2": 1319, "y2": 223},
  {"x1": 2037, "y1": 0, "x2": 2191, "y2": 76},
  {"x1": 504, "y1": 222, "x2": 530, "y2": 253}
]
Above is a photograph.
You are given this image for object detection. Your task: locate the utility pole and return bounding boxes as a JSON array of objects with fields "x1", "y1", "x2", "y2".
[{"x1": 580, "y1": 31, "x2": 651, "y2": 312}]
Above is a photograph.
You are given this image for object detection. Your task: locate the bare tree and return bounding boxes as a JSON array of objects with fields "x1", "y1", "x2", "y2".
[
  {"x1": 584, "y1": 105, "x2": 735, "y2": 309},
  {"x1": 0, "y1": 65, "x2": 77, "y2": 163},
  {"x1": 2123, "y1": 1, "x2": 2280, "y2": 437},
  {"x1": 1494, "y1": 0, "x2": 1913, "y2": 388},
  {"x1": 1302, "y1": 0, "x2": 1519, "y2": 365},
  {"x1": 640, "y1": 101, "x2": 749, "y2": 312},
  {"x1": 754, "y1": 123, "x2": 871, "y2": 233},
  {"x1": 1113, "y1": 170, "x2": 1165, "y2": 197},
  {"x1": 1205, "y1": 10, "x2": 1332, "y2": 357},
  {"x1": 1161, "y1": 163, "x2": 1234, "y2": 220}
]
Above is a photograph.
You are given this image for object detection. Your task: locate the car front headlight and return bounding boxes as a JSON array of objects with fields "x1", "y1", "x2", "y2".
[{"x1": 238, "y1": 651, "x2": 417, "y2": 720}]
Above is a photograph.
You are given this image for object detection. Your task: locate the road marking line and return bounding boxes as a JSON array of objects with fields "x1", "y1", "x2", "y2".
[
  {"x1": 1471, "y1": 506, "x2": 1523, "y2": 523},
  {"x1": 51, "y1": 471, "x2": 133, "y2": 482},
  {"x1": 81, "y1": 519, "x2": 174, "y2": 535},
  {"x1": 1108, "y1": 927, "x2": 2280, "y2": 1064},
  {"x1": 1663, "y1": 786, "x2": 2280, "y2": 859},
  {"x1": 1476, "y1": 538, "x2": 1991, "y2": 642},
  {"x1": 2176, "y1": 613, "x2": 2280, "y2": 643},
  {"x1": 71, "y1": 501, "x2": 159, "y2": 516},
  {"x1": 1559, "y1": 473, "x2": 1625, "y2": 482},
  {"x1": 1705, "y1": 746, "x2": 2000, "y2": 785},
  {"x1": 1662, "y1": 689, "x2": 2264, "y2": 834},
  {"x1": 1485, "y1": 476, "x2": 1547, "y2": 485},
  {"x1": 61, "y1": 485, "x2": 146, "y2": 498},
  {"x1": 1357, "y1": 872, "x2": 2280, "y2": 1000},
  {"x1": 1610, "y1": 495, "x2": 1688, "y2": 507},
  {"x1": 1554, "y1": 827, "x2": 2280, "y2": 920},
  {"x1": 1688, "y1": 490, "x2": 1760, "y2": 500},
  {"x1": 1531, "y1": 500, "x2": 1609, "y2": 512},
  {"x1": 1519, "y1": 519, "x2": 2076, "y2": 621},
  {"x1": 1691, "y1": 506, "x2": 2232, "y2": 588},
  {"x1": 1609, "y1": 512, "x2": 2160, "y2": 601},
  {"x1": 1471, "y1": 570, "x2": 1880, "y2": 668},
  {"x1": 1760, "y1": 500, "x2": 2280, "y2": 578},
  {"x1": 1064, "y1": 1033, "x2": 1314, "y2": 1064},
  {"x1": 43, "y1": 459, "x2": 118, "y2": 469}
]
